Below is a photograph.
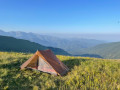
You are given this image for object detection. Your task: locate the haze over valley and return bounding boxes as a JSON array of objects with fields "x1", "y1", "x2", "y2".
[{"x1": 1, "y1": 30, "x2": 120, "y2": 59}]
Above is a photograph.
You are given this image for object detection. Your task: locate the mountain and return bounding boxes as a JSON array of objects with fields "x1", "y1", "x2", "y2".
[
  {"x1": 0, "y1": 30, "x2": 106, "y2": 55},
  {"x1": 0, "y1": 35, "x2": 70, "y2": 55},
  {"x1": 79, "y1": 42, "x2": 120, "y2": 59}
]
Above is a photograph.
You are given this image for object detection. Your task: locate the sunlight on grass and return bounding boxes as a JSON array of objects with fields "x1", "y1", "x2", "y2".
[{"x1": 0, "y1": 52, "x2": 120, "y2": 89}]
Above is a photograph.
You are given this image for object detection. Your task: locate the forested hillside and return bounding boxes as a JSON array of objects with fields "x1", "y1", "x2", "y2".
[
  {"x1": 0, "y1": 35, "x2": 70, "y2": 55},
  {"x1": 79, "y1": 42, "x2": 120, "y2": 59}
]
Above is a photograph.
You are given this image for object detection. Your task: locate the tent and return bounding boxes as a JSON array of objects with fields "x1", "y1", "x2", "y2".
[{"x1": 20, "y1": 49, "x2": 69, "y2": 76}]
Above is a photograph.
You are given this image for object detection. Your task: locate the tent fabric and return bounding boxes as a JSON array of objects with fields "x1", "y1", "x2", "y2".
[
  {"x1": 20, "y1": 49, "x2": 69, "y2": 76},
  {"x1": 38, "y1": 57, "x2": 57, "y2": 75},
  {"x1": 21, "y1": 54, "x2": 38, "y2": 69}
]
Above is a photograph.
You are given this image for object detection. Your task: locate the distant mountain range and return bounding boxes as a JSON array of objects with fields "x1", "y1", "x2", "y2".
[
  {"x1": 0, "y1": 35, "x2": 70, "y2": 55},
  {"x1": 0, "y1": 30, "x2": 120, "y2": 59},
  {"x1": 0, "y1": 30, "x2": 106, "y2": 55},
  {"x1": 79, "y1": 42, "x2": 120, "y2": 59}
]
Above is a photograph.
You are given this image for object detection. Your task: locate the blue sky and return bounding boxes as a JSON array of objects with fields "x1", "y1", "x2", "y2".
[{"x1": 0, "y1": 0, "x2": 120, "y2": 34}]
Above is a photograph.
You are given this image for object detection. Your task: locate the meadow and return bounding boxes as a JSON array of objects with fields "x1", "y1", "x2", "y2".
[{"x1": 0, "y1": 52, "x2": 120, "y2": 90}]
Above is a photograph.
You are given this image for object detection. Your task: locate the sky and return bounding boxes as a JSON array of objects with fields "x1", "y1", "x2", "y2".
[{"x1": 0, "y1": 0, "x2": 120, "y2": 34}]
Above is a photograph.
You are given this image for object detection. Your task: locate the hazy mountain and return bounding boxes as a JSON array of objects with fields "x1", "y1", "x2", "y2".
[
  {"x1": 79, "y1": 42, "x2": 120, "y2": 59},
  {"x1": 49, "y1": 33, "x2": 120, "y2": 42},
  {"x1": 0, "y1": 35, "x2": 70, "y2": 55},
  {"x1": 0, "y1": 30, "x2": 106, "y2": 55}
]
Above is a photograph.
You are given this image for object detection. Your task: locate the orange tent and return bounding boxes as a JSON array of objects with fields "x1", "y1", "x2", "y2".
[{"x1": 20, "y1": 49, "x2": 69, "y2": 76}]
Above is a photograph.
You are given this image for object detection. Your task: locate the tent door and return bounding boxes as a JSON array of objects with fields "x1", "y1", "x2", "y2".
[
  {"x1": 38, "y1": 57, "x2": 57, "y2": 75},
  {"x1": 38, "y1": 57, "x2": 41, "y2": 67}
]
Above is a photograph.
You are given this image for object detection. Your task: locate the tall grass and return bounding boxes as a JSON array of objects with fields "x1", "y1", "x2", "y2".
[{"x1": 0, "y1": 52, "x2": 120, "y2": 90}]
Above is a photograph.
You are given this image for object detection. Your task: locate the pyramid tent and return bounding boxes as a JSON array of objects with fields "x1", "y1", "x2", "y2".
[{"x1": 20, "y1": 49, "x2": 69, "y2": 76}]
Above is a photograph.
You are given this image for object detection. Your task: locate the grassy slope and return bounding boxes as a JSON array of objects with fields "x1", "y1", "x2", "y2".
[
  {"x1": 79, "y1": 42, "x2": 120, "y2": 59},
  {"x1": 0, "y1": 52, "x2": 120, "y2": 90}
]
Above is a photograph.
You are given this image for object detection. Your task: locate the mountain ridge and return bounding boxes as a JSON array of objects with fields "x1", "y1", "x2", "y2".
[
  {"x1": 0, "y1": 35, "x2": 70, "y2": 55},
  {"x1": 0, "y1": 30, "x2": 106, "y2": 55},
  {"x1": 79, "y1": 42, "x2": 120, "y2": 59}
]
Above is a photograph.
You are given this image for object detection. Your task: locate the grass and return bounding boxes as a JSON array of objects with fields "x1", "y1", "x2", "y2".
[{"x1": 0, "y1": 52, "x2": 120, "y2": 90}]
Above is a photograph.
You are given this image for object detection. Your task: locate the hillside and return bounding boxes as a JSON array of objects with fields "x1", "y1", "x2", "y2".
[
  {"x1": 0, "y1": 30, "x2": 105, "y2": 55},
  {"x1": 79, "y1": 42, "x2": 120, "y2": 59},
  {"x1": 0, "y1": 52, "x2": 120, "y2": 89},
  {"x1": 0, "y1": 35, "x2": 70, "y2": 55}
]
